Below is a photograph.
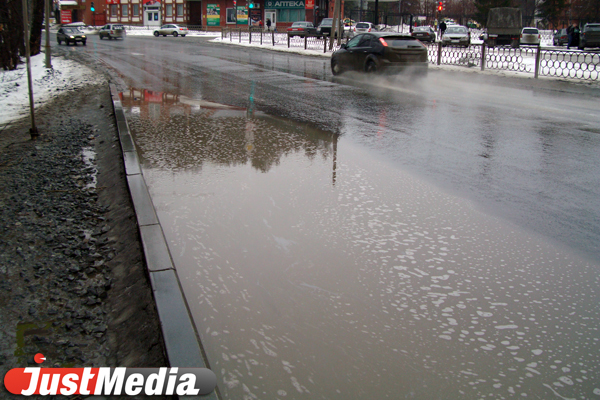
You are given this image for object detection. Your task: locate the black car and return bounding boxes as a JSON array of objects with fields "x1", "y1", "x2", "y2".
[
  {"x1": 553, "y1": 28, "x2": 568, "y2": 46},
  {"x1": 287, "y1": 21, "x2": 317, "y2": 37},
  {"x1": 331, "y1": 32, "x2": 428, "y2": 76},
  {"x1": 56, "y1": 27, "x2": 87, "y2": 45},
  {"x1": 317, "y1": 18, "x2": 344, "y2": 38},
  {"x1": 579, "y1": 23, "x2": 600, "y2": 50},
  {"x1": 411, "y1": 26, "x2": 436, "y2": 43}
]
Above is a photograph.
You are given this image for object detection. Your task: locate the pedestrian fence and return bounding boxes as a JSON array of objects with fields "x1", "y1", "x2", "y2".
[{"x1": 219, "y1": 27, "x2": 599, "y2": 82}]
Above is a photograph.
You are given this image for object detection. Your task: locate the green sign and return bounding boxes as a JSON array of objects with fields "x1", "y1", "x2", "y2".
[
  {"x1": 264, "y1": 0, "x2": 305, "y2": 9},
  {"x1": 207, "y1": 4, "x2": 220, "y2": 26},
  {"x1": 236, "y1": 6, "x2": 248, "y2": 25}
]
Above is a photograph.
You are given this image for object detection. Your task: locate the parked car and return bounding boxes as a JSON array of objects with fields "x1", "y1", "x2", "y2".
[
  {"x1": 520, "y1": 27, "x2": 540, "y2": 46},
  {"x1": 331, "y1": 32, "x2": 428, "y2": 76},
  {"x1": 287, "y1": 21, "x2": 317, "y2": 37},
  {"x1": 99, "y1": 24, "x2": 126, "y2": 40},
  {"x1": 353, "y1": 22, "x2": 377, "y2": 34},
  {"x1": 153, "y1": 24, "x2": 189, "y2": 37},
  {"x1": 553, "y1": 28, "x2": 568, "y2": 46},
  {"x1": 579, "y1": 23, "x2": 600, "y2": 50},
  {"x1": 441, "y1": 25, "x2": 470, "y2": 47},
  {"x1": 317, "y1": 18, "x2": 344, "y2": 38},
  {"x1": 56, "y1": 27, "x2": 86, "y2": 45},
  {"x1": 411, "y1": 26, "x2": 436, "y2": 42}
]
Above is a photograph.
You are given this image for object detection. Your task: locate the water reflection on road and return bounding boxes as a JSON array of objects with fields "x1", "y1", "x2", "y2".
[{"x1": 122, "y1": 89, "x2": 600, "y2": 400}]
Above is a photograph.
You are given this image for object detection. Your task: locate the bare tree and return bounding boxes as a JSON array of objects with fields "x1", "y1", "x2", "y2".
[{"x1": 0, "y1": 0, "x2": 23, "y2": 70}]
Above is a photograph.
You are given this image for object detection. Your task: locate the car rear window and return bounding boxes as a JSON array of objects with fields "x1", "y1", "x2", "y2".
[
  {"x1": 381, "y1": 36, "x2": 419, "y2": 47},
  {"x1": 523, "y1": 28, "x2": 538, "y2": 34},
  {"x1": 356, "y1": 23, "x2": 370, "y2": 28},
  {"x1": 413, "y1": 27, "x2": 427, "y2": 31},
  {"x1": 586, "y1": 24, "x2": 600, "y2": 31},
  {"x1": 113, "y1": 25, "x2": 125, "y2": 30},
  {"x1": 446, "y1": 27, "x2": 467, "y2": 34}
]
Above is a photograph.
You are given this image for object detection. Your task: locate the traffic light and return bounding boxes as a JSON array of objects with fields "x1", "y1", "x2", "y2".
[
  {"x1": 90, "y1": 1, "x2": 95, "y2": 12},
  {"x1": 248, "y1": 0, "x2": 254, "y2": 8},
  {"x1": 233, "y1": 0, "x2": 236, "y2": 6},
  {"x1": 437, "y1": 1, "x2": 443, "y2": 11}
]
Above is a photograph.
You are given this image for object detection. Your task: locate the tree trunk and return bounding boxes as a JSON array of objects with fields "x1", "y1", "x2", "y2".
[
  {"x1": 0, "y1": 0, "x2": 24, "y2": 70},
  {"x1": 29, "y1": 0, "x2": 44, "y2": 55}
]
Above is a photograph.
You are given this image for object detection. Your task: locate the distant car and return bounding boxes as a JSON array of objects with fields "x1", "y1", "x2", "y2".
[
  {"x1": 411, "y1": 26, "x2": 436, "y2": 43},
  {"x1": 287, "y1": 21, "x2": 317, "y2": 37},
  {"x1": 331, "y1": 32, "x2": 428, "y2": 76},
  {"x1": 57, "y1": 27, "x2": 86, "y2": 45},
  {"x1": 553, "y1": 28, "x2": 568, "y2": 46},
  {"x1": 317, "y1": 18, "x2": 334, "y2": 38},
  {"x1": 579, "y1": 23, "x2": 600, "y2": 50},
  {"x1": 353, "y1": 22, "x2": 377, "y2": 34},
  {"x1": 153, "y1": 24, "x2": 189, "y2": 37},
  {"x1": 520, "y1": 27, "x2": 540, "y2": 46},
  {"x1": 99, "y1": 24, "x2": 126, "y2": 40},
  {"x1": 441, "y1": 25, "x2": 470, "y2": 47}
]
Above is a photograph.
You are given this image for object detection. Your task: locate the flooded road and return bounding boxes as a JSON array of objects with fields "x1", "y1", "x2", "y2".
[{"x1": 120, "y1": 87, "x2": 600, "y2": 399}]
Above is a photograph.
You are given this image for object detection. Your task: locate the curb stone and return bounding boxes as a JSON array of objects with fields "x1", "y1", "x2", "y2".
[{"x1": 108, "y1": 84, "x2": 219, "y2": 400}]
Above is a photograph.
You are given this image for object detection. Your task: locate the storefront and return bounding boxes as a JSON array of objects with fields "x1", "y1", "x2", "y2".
[{"x1": 264, "y1": 0, "x2": 305, "y2": 30}]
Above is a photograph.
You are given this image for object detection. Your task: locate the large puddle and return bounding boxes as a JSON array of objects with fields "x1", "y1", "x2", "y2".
[{"x1": 122, "y1": 88, "x2": 600, "y2": 400}]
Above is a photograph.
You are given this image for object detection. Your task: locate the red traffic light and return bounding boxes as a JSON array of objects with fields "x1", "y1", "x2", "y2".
[{"x1": 438, "y1": 1, "x2": 443, "y2": 11}]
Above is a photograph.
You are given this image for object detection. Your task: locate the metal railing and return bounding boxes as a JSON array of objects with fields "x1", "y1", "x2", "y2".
[
  {"x1": 218, "y1": 27, "x2": 599, "y2": 82},
  {"x1": 426, "y1": 42, "x2": 599, "y2": 81}
]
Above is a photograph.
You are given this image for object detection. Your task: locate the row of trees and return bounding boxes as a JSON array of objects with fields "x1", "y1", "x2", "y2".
[
  {"x1": 0, "y1": 0, "x2": 45, "y2": 70},
  {"x1": 344, "y1": 0, "x2": 600, "y2": 29}
]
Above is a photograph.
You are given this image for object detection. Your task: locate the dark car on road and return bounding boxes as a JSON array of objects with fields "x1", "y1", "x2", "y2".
[
  {"x1": 553, "y1": 28, "x2": 568, "y2": 46},
  {"x1": 411, "y1": 26, "x2": 436, "y2": 42},
  {"x1": 579, "y1": 23, "x2": 600, "y2": 50},
  {"x1": 317, "y1": 18, "x2": 345, "y2": 38},
  {"x1": 331, "y1": 32, "x2": 428, "y2": 76},
  {"x1": 57, "y1": 27, "x2": 86, "y2": 45},
  {"x1": 287, "y1": 21, "x2": 317, "y2": 37}
]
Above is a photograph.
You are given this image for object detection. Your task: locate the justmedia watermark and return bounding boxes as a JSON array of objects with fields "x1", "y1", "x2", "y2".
[{"x1": 3, "y1": 353, "x2": 217, "y2": 396}]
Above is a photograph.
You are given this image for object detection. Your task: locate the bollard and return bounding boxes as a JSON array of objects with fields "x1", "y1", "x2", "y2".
[
  {"x1": 437, "y1": 42, "x2": 442, "y2": 66},
  {"x1": 261, "y1": 30, "x2": 263, "y2": 45},
  {"x1": 305, "y1": 35, "x2": 308, "y2": 50},
  {"x1": 239, "y1": 28, "x2": 241, "y2": 43},
  {"x1": 324, "y1": 35, "x2": 327, "y2": 53},
  {"x1": 534, "y1": 44, "x2": 542, "y2": 79},
  {"x1": 480, "y1": 42, "x2": 486, "y2": 71},
  {"x1": 249, "y1": 29, "x2": 252, "y2": 44},
  {"x1": 272, "y1": 31, "x2": 275, "y2": 46},
  {"x1": 287, "y1": 34, "x2": 290, "y2": 48}
]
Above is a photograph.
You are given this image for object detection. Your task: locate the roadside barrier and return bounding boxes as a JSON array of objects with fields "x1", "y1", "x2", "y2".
[
  {"x1": 218, "y1": 27, "x2": 599, "y2": 82},
  {"x1": 427, "y1": 42, "x2": 599, "y2": 82}
]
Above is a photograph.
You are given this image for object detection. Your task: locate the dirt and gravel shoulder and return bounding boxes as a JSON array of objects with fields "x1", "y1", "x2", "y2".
[{"x1": 0, "y1": 60, "x2": 167, "y2": 397}]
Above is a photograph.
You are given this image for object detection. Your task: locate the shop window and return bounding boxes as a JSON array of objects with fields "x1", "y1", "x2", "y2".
[
  {"x1": 226, "y1": 8, "x2": 236, "y2": 23},
  {"x1": 122, "y1": 4, "x2": 128, "y2": 17},
  {"x1": 277, "y1": 9, "x2": 303, "y2": 22},
  {"x1": 166, "y1": 4, "x2": 172, "y2": 17},
  {"x1": 133, "y1": 4, "x2": 139, "y2": 16},
  {"x1": 110, "y1": 4, "x2": 117, "y2": 16},
  {"x1": 177, "y1": 4, "x2": 183, "y2": 16}
]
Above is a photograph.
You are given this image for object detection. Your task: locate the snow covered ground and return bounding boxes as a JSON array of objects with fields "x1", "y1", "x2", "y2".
[{"x1": 0, "y1": 53, "x2": 103, "y2": 126}]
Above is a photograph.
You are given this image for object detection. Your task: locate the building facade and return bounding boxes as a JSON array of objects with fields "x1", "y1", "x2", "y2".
[{"x1": 59, "y1": 0, "x2": 342, "y2": 30}]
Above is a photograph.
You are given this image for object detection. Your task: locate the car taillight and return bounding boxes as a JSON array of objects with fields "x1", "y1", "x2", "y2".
[
  {"x1": 538, "y1": 34, "x2": 540, "y2": 39},
  {"x1": 110, "y1": 30, "x2": 114, "y2": 34},
  {"x1": 353, "y1": 27, "x2": 356, "y2": 32},
  {"x1": 368, "y1": 28, "x2": 371, "y2": 32},
  {"x1": 379, "y1": 37, "x2": 388, "y2": 47}
]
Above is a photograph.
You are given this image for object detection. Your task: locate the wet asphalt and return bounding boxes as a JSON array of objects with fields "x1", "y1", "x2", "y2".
[{"x1": 57, "y1": 34, "x2": 600, "y2": 399}]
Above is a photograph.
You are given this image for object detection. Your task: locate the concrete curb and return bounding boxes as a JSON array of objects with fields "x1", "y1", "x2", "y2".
[{"x1": 109, "y1": 84, "x2": 219, "y2": 399}]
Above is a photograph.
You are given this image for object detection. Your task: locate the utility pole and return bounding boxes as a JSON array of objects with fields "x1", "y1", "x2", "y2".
[
  {"x1": 45, "y1": 0, "x2": 51, "y2": 68},
  {"x1": 328, "y1": 0, "x2": 341, "y2": 50},
  {"x1": 22, "y1": 0, "x2": 38, "y2": 138}
]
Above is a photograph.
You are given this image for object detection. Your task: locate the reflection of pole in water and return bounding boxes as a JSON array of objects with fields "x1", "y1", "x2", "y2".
[
  {"x1": 247, "y1": 81, "x2": 256, "y2": 116},
  {"x1": 332, "y1": 133, "x2": 338, "y2": 186}
]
